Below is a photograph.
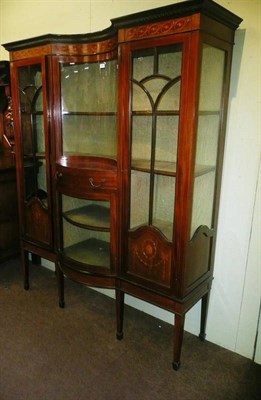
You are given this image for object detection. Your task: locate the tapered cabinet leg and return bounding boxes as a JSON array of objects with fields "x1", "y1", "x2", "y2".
[
  {"x1": 199, "y1": 291, "x2": 210, "y2": 341},
  {"x1": 116, "y1": 289, "x2": 124, "y2": 340},
  {"x1": 21, "y1": 249, "x2": 29, "y2": 290},
  {"x1": 172, "y1": 313, "x2": 185, "y2": 370},
  {"x1": 56, "y1": 262, "x2": 65, "y2": 308}
]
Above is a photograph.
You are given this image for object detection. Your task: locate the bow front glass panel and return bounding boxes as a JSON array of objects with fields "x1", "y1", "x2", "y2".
[
  {"x1": 60, "y1": 59, "x2": 118, "y2": 158},
  {"x1": 62, "y1": 195, "x2": 111, "y2": 270}
]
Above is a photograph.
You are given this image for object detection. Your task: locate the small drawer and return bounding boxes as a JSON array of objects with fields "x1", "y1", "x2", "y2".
[{"x1": 56, "y1": 165, "x2": 117, "y2": 195}]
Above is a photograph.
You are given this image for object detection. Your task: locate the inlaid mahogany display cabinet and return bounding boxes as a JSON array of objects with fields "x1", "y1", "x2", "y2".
[{"x1": 3, "y1": 0, "x2": 242, "y2": 369}]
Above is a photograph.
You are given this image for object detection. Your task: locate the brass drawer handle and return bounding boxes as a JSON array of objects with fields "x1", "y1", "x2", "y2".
[
  {"x1": 89, "y1": 177, "x2": 106, "y2": 188},
  {"x1": 56, "y1": 171, "x2": 63, "y2": 178}
]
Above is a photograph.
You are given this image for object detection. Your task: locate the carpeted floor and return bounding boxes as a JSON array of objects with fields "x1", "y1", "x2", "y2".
[{"x1": 0, "y1": 257, "x2": 260, "y2": 400}]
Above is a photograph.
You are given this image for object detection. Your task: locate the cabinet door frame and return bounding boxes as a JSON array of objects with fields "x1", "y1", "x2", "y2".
[
  {"x1": 118, "y1": 32, "x2": 195, "y2": 296},
  {"x1": 10, "y1": 56, "x2": 53, "y2": 248}
]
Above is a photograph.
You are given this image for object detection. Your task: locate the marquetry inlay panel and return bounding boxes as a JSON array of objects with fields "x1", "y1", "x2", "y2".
[
  {"x1": 119, "y1": 16, "x2": 194, "y2": 42},
  {"x1": 127, "y1": 226, "x2": 172, "y2": 287},
  {"x1": 10, "y1": 38, "x2": 118, "y2": 61}
]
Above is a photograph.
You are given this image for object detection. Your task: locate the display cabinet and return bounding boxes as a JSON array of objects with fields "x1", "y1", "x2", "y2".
[{"x1": 4, "y1": 0, "x2": 242, "y2": 369}]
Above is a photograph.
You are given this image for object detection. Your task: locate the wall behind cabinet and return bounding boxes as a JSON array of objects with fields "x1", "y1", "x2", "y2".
[{"x1": 0, "y1": 0, "x2": 260, "y2": 363}]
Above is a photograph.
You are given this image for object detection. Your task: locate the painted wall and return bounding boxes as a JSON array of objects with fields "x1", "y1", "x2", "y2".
[{"x1": 0, "y1": 0, "x2": 260, "y2": 362}]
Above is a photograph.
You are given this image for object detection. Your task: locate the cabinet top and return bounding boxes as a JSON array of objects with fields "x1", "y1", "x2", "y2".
[{"x1": 3, "y1": 0, "x2": 242, "y2": 52}]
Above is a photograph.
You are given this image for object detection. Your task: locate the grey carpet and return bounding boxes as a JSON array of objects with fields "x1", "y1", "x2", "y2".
[{"x1": 0, "y1": 258, "x2": 260, "y2": 400}]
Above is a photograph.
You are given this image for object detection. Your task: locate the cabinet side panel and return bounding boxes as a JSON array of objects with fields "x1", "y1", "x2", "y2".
[{"x1": 185, "y1": 225, "x2": 213, "y2": 290}]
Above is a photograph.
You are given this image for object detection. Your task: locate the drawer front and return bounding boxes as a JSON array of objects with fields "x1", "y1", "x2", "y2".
[{"x1": 56, "y1": 165, "x2": 117, "y2": 195}]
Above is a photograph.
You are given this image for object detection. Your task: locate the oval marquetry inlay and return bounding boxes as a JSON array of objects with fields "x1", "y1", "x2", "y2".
[{"x1": 142, "y1": 239, "x2": 156, "y2": 259}]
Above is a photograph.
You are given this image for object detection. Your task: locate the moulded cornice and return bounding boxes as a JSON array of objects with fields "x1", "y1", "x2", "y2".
[{"x1": 3, "y1": 0, "x2": 242, "y2": 51}]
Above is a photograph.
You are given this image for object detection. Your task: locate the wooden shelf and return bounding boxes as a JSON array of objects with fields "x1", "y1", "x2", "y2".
[
  {"x1": 22, "y1": 111, "x2": 43, "y2": 115},
  {"x1": 64, "y1": 238, "x2": 110, "y2": 268},
  {"x1": 63, "y1": 152, "x2": 117, "y2": 160},
  {"x1": 63, "y1": 204, "x2": 110, "y2": 231},
  {"x1": 132, "y1": 159, "x2": 215, "y2": 177},
  {"x1": 195, "y1": 164, "x2": 216, "y2": 177},
  {"x1": 132, "y1": 159, "x2": 177, "y2": 176},
  {"x1": 24, "y1": 152, "x2": 46, "y2": 160},
  {"x1": 132, "y1": 110, "x2": 179, "y2": 116},
  {"x1": 198, "y1": 110, "x2": 220, "y2": 115},
  {"x1": 62, "y1": 111, "x2": 117, "y2": 116}
]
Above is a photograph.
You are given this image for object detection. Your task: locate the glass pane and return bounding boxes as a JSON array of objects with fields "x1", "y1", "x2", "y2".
[
  {"x1": 130, "y1": 45, "x2": 182, "y2": 239},
  {"x1": 130, "y1": 171, "x2": 150, "y2": 228},
  {"x1": 191, "y1": 44, "x2": 226, "y2": 237},
  {"x1": 132, "y1": 83, "x2": 152, "y2": 112},
  {"x1": 60, "y1": 59, "x2": 117, "y2": 157},
  {"x1": 17, "y1": 64, "x2": 47, "y2": 203},
  {"x1": 157, "y1": 83, "x2": 180, "y2": 111},
  {"x1": 152, "y1": 175, "x2": 175, "y2": 240},
  {"x1": 155, "y1": 116, "x2": 179, "y2": 163},
  {"x1": 34, "y1": 113, "x2": 45, "y2": 154},
  {"x1": 62, "y1": 195, "x2": 111, "y2": 268},
  {"x1": 198, "y1": 46, "x2": 225, "y2": 111},
  {"x1": 131, "y1": 116, "x2": 152, "y2": 162},
  {"x1": 62, "y1": 114, "x2": 116, "y2": 157},
  {"x1": 132, "y1": 52, "x2": 154, "y2": 81},
  {"x1": 158, "y1": 50, "x2": 182, "y2": 78}
]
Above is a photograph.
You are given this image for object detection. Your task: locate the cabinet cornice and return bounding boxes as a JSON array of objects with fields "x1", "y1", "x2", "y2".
[{"x1": 2, "y1": 0, "x2": 242, "y2": 53}]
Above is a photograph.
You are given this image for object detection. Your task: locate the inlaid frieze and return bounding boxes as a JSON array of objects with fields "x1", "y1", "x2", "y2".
[
  {"x1": 122, "y1": 17, "x2": 192, "y2": 42},
  {"x1": 10, "y1": 38, "x2": 118, "y2": 61}
]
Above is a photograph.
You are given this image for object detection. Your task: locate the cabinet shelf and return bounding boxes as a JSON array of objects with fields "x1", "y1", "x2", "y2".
[
  {"x1": 35, "y1": 153, "x2": 46, "y2": 159},
  {"x1": 63, "y1": 238, "x2": 110, "y2": 268},
  {"x1": 24, "y1": 152, "x2": 46, "y2": 160},
  {"x1": 21, "y1": 111, "x2": 43, "y2": 115},
  {"x1": 63, "y1": 204, "x2": 110, "y2": 231},
  {"x1": 132, "y1": 110, "x2": 220, "y2": 117},
  {"x1": 132, "y1": 110, "x2": 179, "y2": 116},
  {"x1": 198, "y1": 110, "x2": 220, "y2": 115},
  {"x1": 132, "y1": 159, "x2": 176, "y2": 176},
  {"x1": 132, "y1": 159, "x2": 215, "y2": 177},
  {"x1": 62, "y1": 111, "x2": 117, "y2": 116}
]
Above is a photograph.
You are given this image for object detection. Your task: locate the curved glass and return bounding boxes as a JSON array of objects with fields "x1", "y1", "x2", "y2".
[
  {"x1": 62, "y1": 195, "x2": 111, "y2": 269},
  {"x1": 60, "y1": 59, "x2": 118, "y2": 158}
]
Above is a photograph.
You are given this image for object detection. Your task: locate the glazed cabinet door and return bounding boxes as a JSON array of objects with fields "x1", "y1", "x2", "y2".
[
  {"x1": 119, "y1": 32, "x2": 231, "y2": 298},
  {"x1": 119, "y1": 37, "x2": 187, "y2": 294},
  {"x1": 53, "y1": 54, "x2": 118, "y2": 284},
  {"x1": 11, "y1": 57, "x2": 53, "y2": 248}
]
